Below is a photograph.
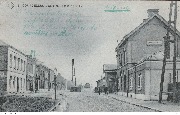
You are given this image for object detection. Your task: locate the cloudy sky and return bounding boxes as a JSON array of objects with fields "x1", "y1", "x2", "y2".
[{"x1": 0, "y1": 0, "x2": 180, "y2": 87}]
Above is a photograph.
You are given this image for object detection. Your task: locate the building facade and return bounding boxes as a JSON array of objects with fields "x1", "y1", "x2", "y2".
[
  {"x1": 26, "y1": 55, "x2": 36, "y2": 92},
  {"x1": 0, "y1": 41, "x2": 27, "y2": 93},
  {"x1": 115, "y1": 9, "x2": 180, "y2": 100},
  {"x1": 48, "y1": 68, "x2": 54, "y2": 91},
  {"x1": 35, "y1": 64, "x2": 50, "y2": 92}
]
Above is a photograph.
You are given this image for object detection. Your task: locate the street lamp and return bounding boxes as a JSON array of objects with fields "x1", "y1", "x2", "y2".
[{"x1": 54, "y1": 68, "x2": 57, "y2": 100}]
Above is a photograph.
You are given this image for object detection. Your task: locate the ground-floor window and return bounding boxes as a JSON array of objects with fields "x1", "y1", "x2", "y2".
[
  {"x1": 138, "y1": 73, "x2": 142, "y2": 90},
  {"x1": 21, "y1": 78, "x2": 22, "y2": 90},
  {"x1": 129, "y1": 77, "x2": 133, "y2": 90},
  {"x1": 13, "y1": 77, "x2": 16, "y2": 88},
  {"x1": 9, "y1": 76, "x2": 12, "y2": 88}
]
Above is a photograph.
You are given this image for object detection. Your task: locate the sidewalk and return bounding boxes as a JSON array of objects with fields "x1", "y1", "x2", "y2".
[{"x1": 108, "y1": 93, "x2": 180, "y2": 112}]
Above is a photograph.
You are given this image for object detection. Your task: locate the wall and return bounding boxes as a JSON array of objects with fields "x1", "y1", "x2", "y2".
[
  {"x1": 129, "y1": 16, "x2": 178, "y2": 63},
  {"x1": 7, "y1": 47, "x2": 27, "y2": 93}
]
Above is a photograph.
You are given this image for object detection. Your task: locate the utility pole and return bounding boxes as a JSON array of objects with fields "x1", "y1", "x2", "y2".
[
  {"x1": 159, "y1": 1, "x2": 178, "y2": 103},
  {"x1": 172, "y1": 1, "x2": 178, "y2": 103},
  {"x1": 54, "y1": 68, "x2": 57, "y2": 100}
]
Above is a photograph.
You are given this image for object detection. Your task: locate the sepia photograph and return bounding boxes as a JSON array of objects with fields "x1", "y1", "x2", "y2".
[{"x1": 0, "y1": 0, "x2": 180, "y2": 113}]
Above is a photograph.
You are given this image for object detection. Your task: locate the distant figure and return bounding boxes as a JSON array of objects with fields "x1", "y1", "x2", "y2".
[
  {"x1": 98, "y1": 87, "x2": 101, "y2": 95},
  {"x1": 104, "y1": 87, "x2": 108, "y2": 95}
]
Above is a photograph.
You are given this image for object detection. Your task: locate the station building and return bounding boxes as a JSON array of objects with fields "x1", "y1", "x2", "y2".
[{"x1": 115, "y1": 9, "x2": 180, "y2": 100}]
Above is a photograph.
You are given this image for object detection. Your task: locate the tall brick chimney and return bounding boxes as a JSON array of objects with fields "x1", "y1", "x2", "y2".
[{"x1": 147, "y1": 9, "x2": 159, "y2": 18}]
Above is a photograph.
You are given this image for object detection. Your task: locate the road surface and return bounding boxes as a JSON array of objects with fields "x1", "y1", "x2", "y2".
[{"x1": 64, "y1": 90, "x2": 156, "y2": 112}]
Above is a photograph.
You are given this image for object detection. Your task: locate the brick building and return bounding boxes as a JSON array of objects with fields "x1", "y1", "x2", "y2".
[
  {"x1": 115, "y1": 9, "x2": 180, "y2": 100},
  {"x1": 35, "y1": 63, "x2": 50, "y2": 92},
  {"x1": 0, "y1": 40, "x2": 27, "y2": 93},
  {"x1": 26, "y1": 55, "x2": 36, "y2": 92}
]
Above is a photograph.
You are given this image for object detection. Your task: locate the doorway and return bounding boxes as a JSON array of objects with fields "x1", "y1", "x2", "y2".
[
  {"x1": 17, "y1": 77, "x2": 19, "y2": 92},
  {"x1": 124, "y1": 75, "x2": 126, "y2": 92}
]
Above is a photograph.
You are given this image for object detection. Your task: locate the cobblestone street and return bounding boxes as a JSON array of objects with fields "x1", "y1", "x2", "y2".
[{"x1": 65, "y1": 91, "x2": 156, "y2": 112}]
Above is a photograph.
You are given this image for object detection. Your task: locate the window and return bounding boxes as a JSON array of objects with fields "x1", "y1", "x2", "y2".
[
  {"x1": 21, "y1": 59, "x2": 23, "y2": 71},
  {"x1": 118, "y1": 54, "x2": 121, "y2": 66},
  {"x1": 9, "y1": 76, "x2": 12, "y2": 88},
  {"x1": 31, "y1": 64, "x2": 33, "y2": 74},
  {"x1": 124, "y1": 51, "x2": 126, "y2": 65},
  {"x1": 24, "y1": 79, "x2": 25, "y2": 88},
  {"x1": 17, "y1": 58, "x2": 20, "y2": 70},
  {"x1": 138, "y1": 73, "x2": 142, "y2": 90},
  {"x1": 14, "y1": 56, "x2": 16, "y2": 69},
  {"x1": 24, "y1": 61, "x2": 26, "y2": 71},
  {"x1": 120, "y1": 77, "x2": 123, "y2": 91},
  {"x1": 169, "y1": 73, "x2": 172, "y2": 83},
  {"x1": 13, "y1": 77, "x2": 15, "y2": 88},
  {"x1": 10, "y1": 54, "x2": 12, "y2": 68},
  {"x1": 21, "y1": 78, "x2": 22, "y2": 89},
  {"x1": 129, "y1": 77, "x2": 133, "y2": 90},
  {"x1": 120, "y1": 54, "x2": 122, "y2": 66}
]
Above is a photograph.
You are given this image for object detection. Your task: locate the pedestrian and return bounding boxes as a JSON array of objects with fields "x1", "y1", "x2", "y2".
[
  {"x1": 98, "y1": 87, "x2": 101, "y2": 95},
  {"x1": 104, "y1": 87, "x2": 108, "y2": 95}
]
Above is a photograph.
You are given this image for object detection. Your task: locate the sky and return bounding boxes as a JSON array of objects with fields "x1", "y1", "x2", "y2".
[{"x1": 0, "y1": 0, "x2": 180, "y2": 88}]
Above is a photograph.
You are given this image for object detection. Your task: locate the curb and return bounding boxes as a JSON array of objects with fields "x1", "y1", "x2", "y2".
[
  {"x1": 49, "y1": 98, "x2": 67, "y2": 112},
  {"x1": 109, "y1": 96, "x2": 162, "y2": 112}
]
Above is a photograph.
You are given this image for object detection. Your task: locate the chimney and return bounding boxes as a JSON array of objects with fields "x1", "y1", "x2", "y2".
[{"x1": 147, "y1": 9, "x2": 159, "y2": 18}]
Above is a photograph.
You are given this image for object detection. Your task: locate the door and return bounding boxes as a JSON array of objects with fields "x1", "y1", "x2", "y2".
[
  {"x1": 124, "y1": 75, "x2": 126, "y2": 92},
  {"x1": 17, "y1": 77, "x2": 19, "y2": 92}
]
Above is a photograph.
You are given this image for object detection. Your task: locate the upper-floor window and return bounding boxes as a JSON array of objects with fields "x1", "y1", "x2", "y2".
[
  {"x1": 124, "y1": 51, "x2": 126, "y2": 65},
  {"x1": 24, "y1": 61, "x2": 26, "y2": 72},
  {"x1": 17, "y1": 58, "x2": 20, "y2": 70},
  {"x1": 10, "y1": 54, "x2": 12, "y2": 68},
  {"x1": 138, "y1": 73, "x2": 142, "y2": 90},
  {"x1": 31, "y1": 64, "x2": 33, "y2": 74},
  {"x1": 14, "y1": 56, "x2": 16, "y2": 69},
  {"x1": 21, "y1": 59, "x2": 23, "y2": 71},
  {"x1": 120, "y1": 54, "x2": 123, "y2": 66}
]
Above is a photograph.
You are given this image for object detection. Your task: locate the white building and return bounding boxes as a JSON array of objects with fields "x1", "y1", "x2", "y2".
[{"x1": 0, "y1": 40, "x2": 27, "y2": 93}]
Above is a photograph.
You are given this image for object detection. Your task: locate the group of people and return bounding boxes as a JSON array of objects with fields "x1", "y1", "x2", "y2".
[{"x1": 98, "y1": 87, "x2": 109, "y2": 95}]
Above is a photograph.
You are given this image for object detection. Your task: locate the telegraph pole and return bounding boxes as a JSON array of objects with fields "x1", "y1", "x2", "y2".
[
  {"x1": 159, "y1": 1, "x2": 178, "y2": 103},
  {"x1": 172, "y1": 1, "x2": 178, "y2": 103}
]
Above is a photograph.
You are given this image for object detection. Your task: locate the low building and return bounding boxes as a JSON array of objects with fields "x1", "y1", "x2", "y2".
[
  {"x1": 127, "y1": 52, "x2": 180, "y2": 100},
  {"x1": 115, "y1": 9, "x2": 180, "y2": 100},
  {"x1": 103, "y1": 64, "x2": 117, "y2": 93}
]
